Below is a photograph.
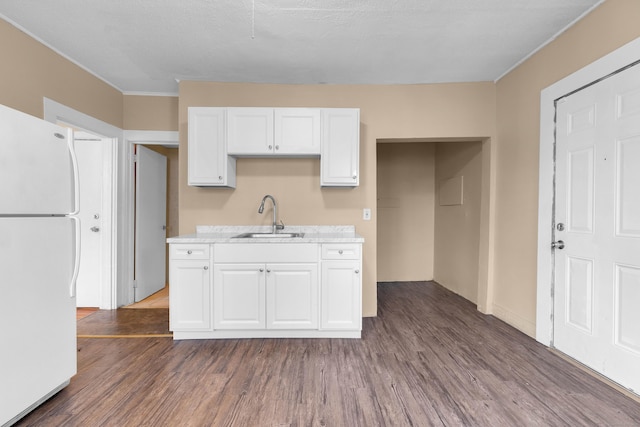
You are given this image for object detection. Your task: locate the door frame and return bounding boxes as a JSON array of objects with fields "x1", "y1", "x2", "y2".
[
  {"x1": 122, "y1": 130, "x2": 178, "y2": 305},
  {"x1": 43, "y1": 98, "x2": 120, "y2": 309},
  {"x1": 536, "y1": 36, "x2": 640, "y2": 345}
]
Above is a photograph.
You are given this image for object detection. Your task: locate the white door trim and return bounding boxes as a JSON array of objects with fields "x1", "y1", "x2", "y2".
[
  {"x1": 43, "y1": 98, "x2": 122, "y2": 309},
  {"x1": 122, "y1": 130, "x2": 178, "y2": 305},
  {"x1": 536, "y1": 36, "x2": 640, "y2": 345}
]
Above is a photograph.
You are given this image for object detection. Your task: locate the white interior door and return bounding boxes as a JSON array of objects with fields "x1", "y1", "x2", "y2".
[
  {"x1": 135, "y1": 145, "x2": 167, "y2": 302},
  {"x1": 74, "y1": 137, "x2": 103, "y2": 307},
  {"x1": 554, "y1": 63, "x2": 640, "y2": 393}
]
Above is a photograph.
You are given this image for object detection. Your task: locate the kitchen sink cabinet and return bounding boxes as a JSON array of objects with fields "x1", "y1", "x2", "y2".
[
  {"x1": 188, "y1": 107, "x2": 236, "y2": 187},
  {"x1": 213, "y1": 262, "x2": 318, "y2": 330},
  {"x1": 168, "y1": 236, "x2": 362, "y2": 339},
  {"x1": 169, "y1": 244, "x2": 212, "y2": 331},
  {"x1": 320, "y1": 108, "x2": 360, "y2": 187}
]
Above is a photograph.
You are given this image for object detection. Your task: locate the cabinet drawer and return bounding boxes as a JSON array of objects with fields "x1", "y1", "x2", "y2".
[
  {"x1": 170, "y1": 244, "x2": 210, "y2": 260},
  {"x1": 321, "y1": 244, "x2": 361, "y2": 260}
]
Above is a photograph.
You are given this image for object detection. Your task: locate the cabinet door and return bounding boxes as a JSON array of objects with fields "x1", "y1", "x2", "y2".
[
  {"x1": 213, "y1": 263, "x2": 266, "y2": 329},
  {"x1": 266, "y1": 264, "x2": 318, "y2": 329},
  {"x1": 227, "y1": 108, "x2": 274, "y2": 155},
  {"x1": 321, "y1": 261, "x2": 362, "y2": 330},
  {"x1": 320, "y1": 108, "x2": 360, "y2": 186},
  {"x1": 188, "y1": 107, "x2": 236, "y2": 187},
  {"x1": 169, "y1": 260, "x2": 212, "y2": 331},
  {"x1": 274, "y1": 108, "x2": 321, "y2": 155}
]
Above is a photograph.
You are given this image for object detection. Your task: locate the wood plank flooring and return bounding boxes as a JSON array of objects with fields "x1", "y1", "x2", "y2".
[{"x1": 17, "y1": 282, "x2": 640, "y2": 426}]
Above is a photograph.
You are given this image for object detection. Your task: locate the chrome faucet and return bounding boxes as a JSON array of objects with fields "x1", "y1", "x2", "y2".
[{"x1": 258, "y1": 194, "x2": 284, "y2": 234}]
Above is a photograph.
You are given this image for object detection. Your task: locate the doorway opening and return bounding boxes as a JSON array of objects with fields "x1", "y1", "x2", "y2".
[
  {"x1": 132, "y1": 143, "x2": 178, "y2": 307},
  {"x1": 376, "y1": 138, "x2": 490, "y2": 309}
]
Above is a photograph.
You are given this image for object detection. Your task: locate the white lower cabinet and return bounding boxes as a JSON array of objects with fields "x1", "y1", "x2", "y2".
[
  {"x1": 321, "y1": 261, "x2": 361, "y2": 330},
  {"x1": 320, "y1": 244, "x2": 362, "y2": 330},
  {"x1": 213, "y1": 262, "x2": 318, "y2": 330},
  {"x1": 213, "y1": 263, "x2": 266, "y2": 330},
  {"x1": 169, "y1": 241, "x2": 361, "y2": 339},
  {"x1": 267, "y1": 264, "x2": 318, "y2": 329},
  {"x1": 169, "y1": 244, "x2": 212, "y2": 332}
]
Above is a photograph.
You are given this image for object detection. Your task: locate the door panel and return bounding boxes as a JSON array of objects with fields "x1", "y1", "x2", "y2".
[
  {"x1": 135, "y1": 145, "x2": 167, "y2": 302},
  {"x1": 554, "y1": 63, "x2": 640, "y2": 393},
  {"x1": 616, "y1": 136, "x2": 640, "y2": 236},
  {"x1": 74, "y1": 139, "x2": 103, "y2": 307}
]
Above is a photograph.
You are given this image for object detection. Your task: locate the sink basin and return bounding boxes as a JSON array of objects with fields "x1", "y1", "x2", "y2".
[{"x1": 233, "y1": 232, "x2": 305, "y2": 239}]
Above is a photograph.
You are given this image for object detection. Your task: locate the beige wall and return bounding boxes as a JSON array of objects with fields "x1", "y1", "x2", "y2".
[
  {"x1": 0, "y1": 19, "x2": 123, "y2": 126},
  {"x1": 123, "y1": 95, "x2": 179, "y2": 131},
  {"x1": 492, "y1": 0, "x2": 640, "y2": 334},
  {"x1": 179, "y1": 81, "x2": 496, "y2": 317},
  {"x1": 377, "y1": 142, "x2": 435, "y2": 281},
  {"x1": 433, "y1": 142, "x2": 483, "y2": 303}
]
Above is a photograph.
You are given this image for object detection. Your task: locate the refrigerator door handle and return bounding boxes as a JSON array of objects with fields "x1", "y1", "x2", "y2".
[
  {"x1": 70, "y1": 216, "x2": 81, "y2": 298},
  {"x1": 67, "y1": 127, "x2": 80, "y2": 215}
]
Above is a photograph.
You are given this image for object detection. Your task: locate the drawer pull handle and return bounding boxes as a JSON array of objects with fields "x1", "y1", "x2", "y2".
[
  {"x1": 187, "y1": 250, "x2": 192, "y2": 255},
  {"x1": 338, "y1": 250, "x2": 343, "y2": 255},
  {"x1": 267, "y1": 269, "x2": 271, "y2": 273},
  {"x1": 259, "y1": 268, "x2": 264, "y2": 272}
]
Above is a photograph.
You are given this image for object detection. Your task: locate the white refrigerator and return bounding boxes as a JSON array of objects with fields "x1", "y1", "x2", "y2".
[{"x1": 0, "y1": 104, "x2": 79, "y2": 426}]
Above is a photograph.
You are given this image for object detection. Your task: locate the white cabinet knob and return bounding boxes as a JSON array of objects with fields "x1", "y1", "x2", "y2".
[
  {"x1": 355, "y1": 269, "x2": 360, "y2": 274},
  {"x1": 259, "y1": 268, "x2": 264, "y2": 272},
  {"x1": 187, "y1": 250, "x2": 192, "y2": 255},
  {"x1": 338, "y1": 250, "x2": 343, "y2": 255},
  {"x1": 203, "y1": 266, "x2": 208, "y2": 270}
]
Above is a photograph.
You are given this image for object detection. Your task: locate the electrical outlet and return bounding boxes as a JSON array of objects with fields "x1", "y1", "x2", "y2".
[{"x1": 363, "y1": 208, "x2": 371, "y2": 220}]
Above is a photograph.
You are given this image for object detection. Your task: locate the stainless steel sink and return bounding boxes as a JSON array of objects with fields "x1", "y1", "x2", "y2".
[{"x1": 232, "y1": 232, "x2": 305, "y2": 239}]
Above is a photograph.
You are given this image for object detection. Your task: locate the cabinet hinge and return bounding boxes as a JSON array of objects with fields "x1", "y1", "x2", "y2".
[
  {"x1": 133, "y1": 154, "x2": 138, "y2": 162},
  {"x1": 133, "y1": 280, "x2": 138, "y2": 289}
]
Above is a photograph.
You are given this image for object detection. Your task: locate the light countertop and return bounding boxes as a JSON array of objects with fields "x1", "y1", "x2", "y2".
[{"x1": 167, "y1": 225, "x2": 364, "y2": 244}]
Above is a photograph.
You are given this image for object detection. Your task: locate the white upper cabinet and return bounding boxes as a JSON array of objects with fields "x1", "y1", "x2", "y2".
[
  {"x1": 227, "y1": 108, "x2": 274, "y2": 155},
  {"x1": 188, "y1": 107, "x2": 360, "y2": 187},
  {"x1": 274, "y1": 108, "x2": 321, "y2": 155},
  {"x1": 320, "y1": 108, "x2": 360, "y2": 187},
  {"x1": 188, "y1": 107, "x2": 236, "y2": 187},
  {"x1": 228, "y1": 108, "x2": 321, "y2": 156}
]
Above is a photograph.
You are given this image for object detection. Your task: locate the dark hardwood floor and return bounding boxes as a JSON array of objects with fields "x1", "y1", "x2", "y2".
[{"x1": 17, "y1": 282, "x2": 640, "y2": 426}]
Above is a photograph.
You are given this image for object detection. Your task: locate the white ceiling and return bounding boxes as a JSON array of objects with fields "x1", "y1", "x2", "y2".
[{"x1": 0, "y1": 0, "x2": 602, "y2": 95}]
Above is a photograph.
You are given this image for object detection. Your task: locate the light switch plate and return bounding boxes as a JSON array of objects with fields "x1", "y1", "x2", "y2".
[{"x1": 363, "y1": 208, "x2": 371, "y2": 220}]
